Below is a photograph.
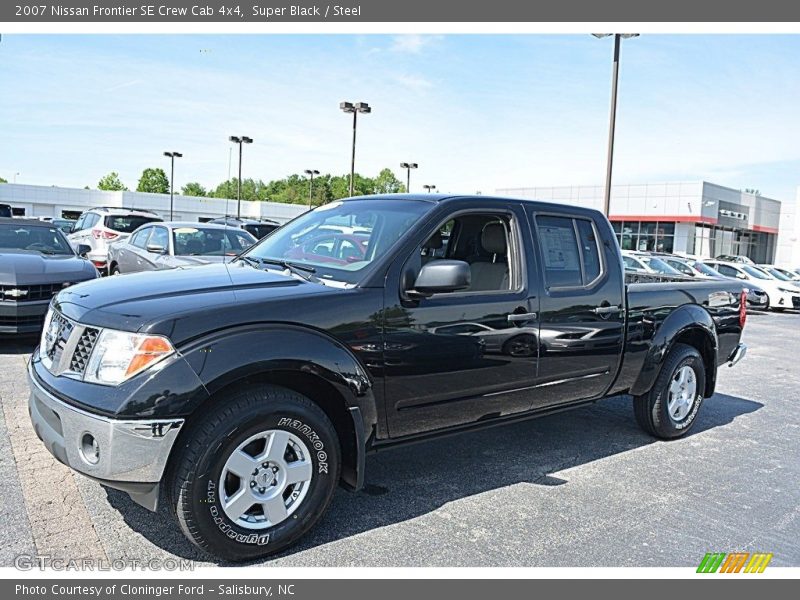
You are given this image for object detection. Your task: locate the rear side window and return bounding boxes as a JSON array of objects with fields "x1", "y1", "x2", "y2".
[
  {"x1": 105, "y1": 215, "x2": 161, "y2": 233},
  {"x1": 131, "y1": 227, "x2": 152, "y2": 248},
  {"x1": 537, "y1": 215, "x2": 603, "y2": 288},
  {"x1": 83, "y1": 213, "x2": 100, "y2": 229},
  {"x1": 575, "y1": 219, "x2": 601, "y2": 283}
]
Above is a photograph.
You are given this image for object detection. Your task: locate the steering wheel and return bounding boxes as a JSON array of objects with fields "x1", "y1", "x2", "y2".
[{"x1": 26, "y1": 242, "x2": 53, "y2": 252}]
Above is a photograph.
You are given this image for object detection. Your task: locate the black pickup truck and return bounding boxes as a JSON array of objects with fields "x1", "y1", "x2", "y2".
[{"x1": 28, "y1": 194, "x2": 747, "y2": 561}]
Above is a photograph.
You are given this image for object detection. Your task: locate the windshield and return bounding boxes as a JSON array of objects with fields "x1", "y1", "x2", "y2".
[
  {"x1": 640, "y1": 256, "x2": 682, "y2": 275},
  {"x1": 243, "y1": 199, "x2": 432, "y2": 283},
  {"x1": 105, "y1": 215, "x2": 162, "y2": 233},
  {"x1": 173, "y1": 227, "x2": 256, "y2": 256},
  {"x1": 0, "y1": 223, "x2": 74, "y2": 255},
  {"x1": 692, "y1": 261, "x2": 723, "y2": 277},
  {"x1": 741, "y1": 265, "x2": 771, "y2": 280},
  {"x1": 764, "y1": 267, "x2": 792, "y2": 281}
]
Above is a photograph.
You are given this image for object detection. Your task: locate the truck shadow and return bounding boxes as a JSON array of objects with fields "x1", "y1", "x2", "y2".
[{"x1": 102, "y1": 392, "x2": 762, "y2": 565}]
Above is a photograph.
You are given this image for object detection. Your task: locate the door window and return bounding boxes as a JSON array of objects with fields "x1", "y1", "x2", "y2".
[
  {"x1": 536, "y1": 215, "x2": 604, "y2": 288},
  {"x1": 415, "y1": 213, "x2": 515, "y2": 293},
  {"x1": 148, "y1": 227, "x2": 169, "y2": 251},
  {"x1": 131, "y1": 227, "x2": 152, "y2": 248}
]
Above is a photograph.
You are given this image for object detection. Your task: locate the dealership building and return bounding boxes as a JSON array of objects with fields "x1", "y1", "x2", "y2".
[
  {"x1": 497, "y1": 181, "x2": 784, "y2": 264},
  {"x1": 0, "y1": 183, "x2": 307, "y2": 224}
]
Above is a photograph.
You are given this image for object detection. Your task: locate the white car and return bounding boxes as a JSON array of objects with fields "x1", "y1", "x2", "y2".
[
  {"x1": 705, "y1": 260, "x2": 800, "y2": 311},
  {"x1": 759, "y1": 264, "x2": 800, "y2": 284},
  {"x1": 621, "y1": 251, "x2": 683, "y2": 276}
]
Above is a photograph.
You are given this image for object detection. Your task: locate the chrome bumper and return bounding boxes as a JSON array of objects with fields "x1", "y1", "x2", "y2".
[
  {"x1": 27, "y1": 361, "x2": 184, "y2": 509},
  {"x1": 727, "y1": 342, "x2": 747, "y2": 367}
]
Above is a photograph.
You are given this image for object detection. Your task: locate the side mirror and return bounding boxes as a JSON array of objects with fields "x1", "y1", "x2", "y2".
[
  {"x1": 76, "y1": 244, "x2": 91, "y2": 257},
  {"x1": 146, "y1": 244, "x2": 167, "y2": 255},
  {"x1": 736, "y1": 272, "x2": 747, "y2": 280},
  {"x1": 411, "y1": 260, "x2": 471, "y2": 297}
]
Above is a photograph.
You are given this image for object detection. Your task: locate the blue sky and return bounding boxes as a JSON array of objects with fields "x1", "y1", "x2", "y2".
[{"x1": 1, "y1": 34, "x2": 799, "y2": 200}]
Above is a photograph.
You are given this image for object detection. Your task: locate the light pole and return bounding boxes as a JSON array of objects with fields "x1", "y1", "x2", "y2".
[
  {"x1": 423, "y1": 184, "x2": 436, "y2": 193},
  {"x1": 400, "y1": 162, "x2": 418, "y2": 193},
  {"x1": 163, "y1": 151, "x2": 182, "y2": 220},
  {"x1": 340, "y1": 101, "x2": 371, "y2": 197},
  {"x1": 13, "y1": 172, "x2": 19, "y2": 183},
  {"x1": 592, "y1": 33, "x2": 638, "y2": 216},
  {"x1": 304, "y1": 169, "x2": 320, "y2": 209},
  {"x1": 229, "y1": 135, "x2": 253, "y2": 218}
]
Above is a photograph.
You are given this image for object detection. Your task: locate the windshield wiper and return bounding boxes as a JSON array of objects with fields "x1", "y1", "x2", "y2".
[{"x1": 238, "y1": 256, "x2": 319, "y2": 283}]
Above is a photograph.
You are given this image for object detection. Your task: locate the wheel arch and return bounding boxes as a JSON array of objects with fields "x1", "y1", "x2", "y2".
[
  {"x1": 630, "y1": 305, "x2": 718, "y2": 398},
  {"x1": 172, "y1": 324, "x2": 377, "y2": 492}
]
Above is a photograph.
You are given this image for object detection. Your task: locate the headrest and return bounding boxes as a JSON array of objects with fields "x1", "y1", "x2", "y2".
[
  {"x1": 481, "y1": 222, "x2": 507, "y2": 255},
  {"x1": 424, "y1": 230, "x2": 443, "y2": 250}
]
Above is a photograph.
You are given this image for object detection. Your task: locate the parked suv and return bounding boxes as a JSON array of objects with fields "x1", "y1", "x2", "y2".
[
  {"x1": 67, "y1": 207, "x2": 162, "y2": 274},
  {"x1": 208, "y1": 217, "x2": 281, "y2": 240}
]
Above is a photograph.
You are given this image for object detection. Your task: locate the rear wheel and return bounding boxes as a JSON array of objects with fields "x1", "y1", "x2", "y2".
[
  {"x1": 633, "y1": 343, "x2": 706, "y2": 439},
  {"x1": 168, "y1": 384, "x2": 340, "y2": 562},
  {"x1": 110, "y1": 264, "x2": 121, "y2": 275}
]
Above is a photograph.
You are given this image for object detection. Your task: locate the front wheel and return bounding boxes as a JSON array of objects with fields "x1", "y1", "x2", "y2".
[
  {"x1": 168, "y1": 384, "x2": 341, "y2": 562},
  {"x1": 633, "y1": 343, "x2": 706, "y2": 439}
]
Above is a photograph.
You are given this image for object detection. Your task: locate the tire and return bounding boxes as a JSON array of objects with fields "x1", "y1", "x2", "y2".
[
  {"x1": 633, "y1": 343, "x2": 706, "y2": 440},
  {"x1": 501, "y1": 334, "x2": 538, "y2": 357},
  {"x1": 110, "y1": 264, "x2": 121, "y2": 276},
  {"x1": 167, "y1": 384, "x2": 341, "y2": 562}
]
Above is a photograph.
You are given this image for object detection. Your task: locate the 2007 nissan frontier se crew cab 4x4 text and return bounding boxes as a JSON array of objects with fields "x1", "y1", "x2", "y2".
[{"x1": 28, "y1": 194, "x2": 747, "y2": 561}]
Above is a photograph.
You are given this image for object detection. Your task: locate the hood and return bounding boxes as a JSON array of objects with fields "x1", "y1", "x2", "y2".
[
  {"x1": 0, "y1": 252, "x2": 97, "y2": 285},
  {"x1": 54, "y1": 261, "x2": 334, "y2": 333}
]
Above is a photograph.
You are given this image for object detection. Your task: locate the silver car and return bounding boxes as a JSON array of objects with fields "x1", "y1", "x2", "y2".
[
  {"x1": 68, "y1": 206, "x2": 163, "y2": 274},
  {"x1": 107, "y1": 222, "x2": 257, "y2": 275}
]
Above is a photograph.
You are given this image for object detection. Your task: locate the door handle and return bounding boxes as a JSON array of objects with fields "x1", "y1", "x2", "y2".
[
  {"x1": 507, "y1": 312, "x2": 538, "y2": 322},
  {"x1": 593, "y1": 305, "x2": 621, "y2": 315}
]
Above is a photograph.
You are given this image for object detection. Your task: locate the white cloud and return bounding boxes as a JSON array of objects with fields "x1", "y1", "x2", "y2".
[{"x1": 389, "y1": 34, "x2": 442, "y2": 54}]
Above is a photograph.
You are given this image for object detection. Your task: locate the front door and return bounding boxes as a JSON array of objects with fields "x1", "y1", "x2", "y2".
[{"x1": 383, "y1": 206, "x2": 541, "y2": 438}]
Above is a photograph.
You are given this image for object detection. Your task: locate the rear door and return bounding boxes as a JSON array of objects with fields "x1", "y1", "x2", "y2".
[
  {"x1": 124, "y1": 226, "x2": 153, "y2": 272},
  {"x1": 526, "y1": 210, "x2": 625, "y2": 408}
]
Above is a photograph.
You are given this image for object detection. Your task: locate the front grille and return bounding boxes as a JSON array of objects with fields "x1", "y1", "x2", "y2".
[
  {"x1": 793, "y1": 296, "x2": 800, "y2": 308},
  {"x1": 0, "y1": 283, "x2": 62, "y2": 303},
  {"x1": 68, "y1": 327, "x2": 100, "y2": 375},
  {"x1": 0, "y1": 314, "x2": 46, "y2": 328},
  {"x1": 44, "y1": 311, "x2": 74, "y2": 367}
]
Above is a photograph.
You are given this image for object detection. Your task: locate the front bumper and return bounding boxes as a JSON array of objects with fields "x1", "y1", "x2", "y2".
[
  {"x1": 27, "y1": 361, "x2": 184, "y2": 510},
  {"x1": 0, "y1": 299, "x2": 50, "y2": 333}
]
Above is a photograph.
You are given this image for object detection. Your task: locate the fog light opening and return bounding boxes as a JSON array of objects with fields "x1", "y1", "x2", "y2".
[{"x1": 80, "y1": 433, "x2": 100, "y2": 465}]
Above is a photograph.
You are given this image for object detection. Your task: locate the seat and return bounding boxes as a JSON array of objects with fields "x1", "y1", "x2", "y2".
[
  {"x1": 469, "y1": 222, "x2": 509, "y2": 291},
  {"x1": 421, "y1": 230, "x2": 443, "y2": 264},
  {"x1": 185, "y1": 239, "x2": 204, "y2": 255}
]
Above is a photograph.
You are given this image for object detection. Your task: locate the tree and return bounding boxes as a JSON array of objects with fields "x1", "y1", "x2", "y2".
[
  {"x1": 0, "y1": 176, "x2": 7, "y2": 183},
  {"x1": 182, "y1": 182, "x2": 207, "y2": 197},
  {"x1": 136, "y1": 168, "x2": 170, "y2": 194},
  {"x1": 372, "y1": 168, "x2": 406, "y2": 194},
  {"x1": 97, "y1": 172, "x2": 127, "y2": 191},
  {"x1": 211, "y1": 177, "x2": 270, "y2": 202}
]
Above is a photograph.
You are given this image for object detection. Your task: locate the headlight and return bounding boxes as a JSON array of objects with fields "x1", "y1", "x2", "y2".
[{"x1": 83, "y1": 329, "x2": 174, "y2": 386}]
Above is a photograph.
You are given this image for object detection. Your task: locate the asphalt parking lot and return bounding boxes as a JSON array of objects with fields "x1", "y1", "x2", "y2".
[{"x1": 1, "y1": 310, "x2": 798, "y2": 568}]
